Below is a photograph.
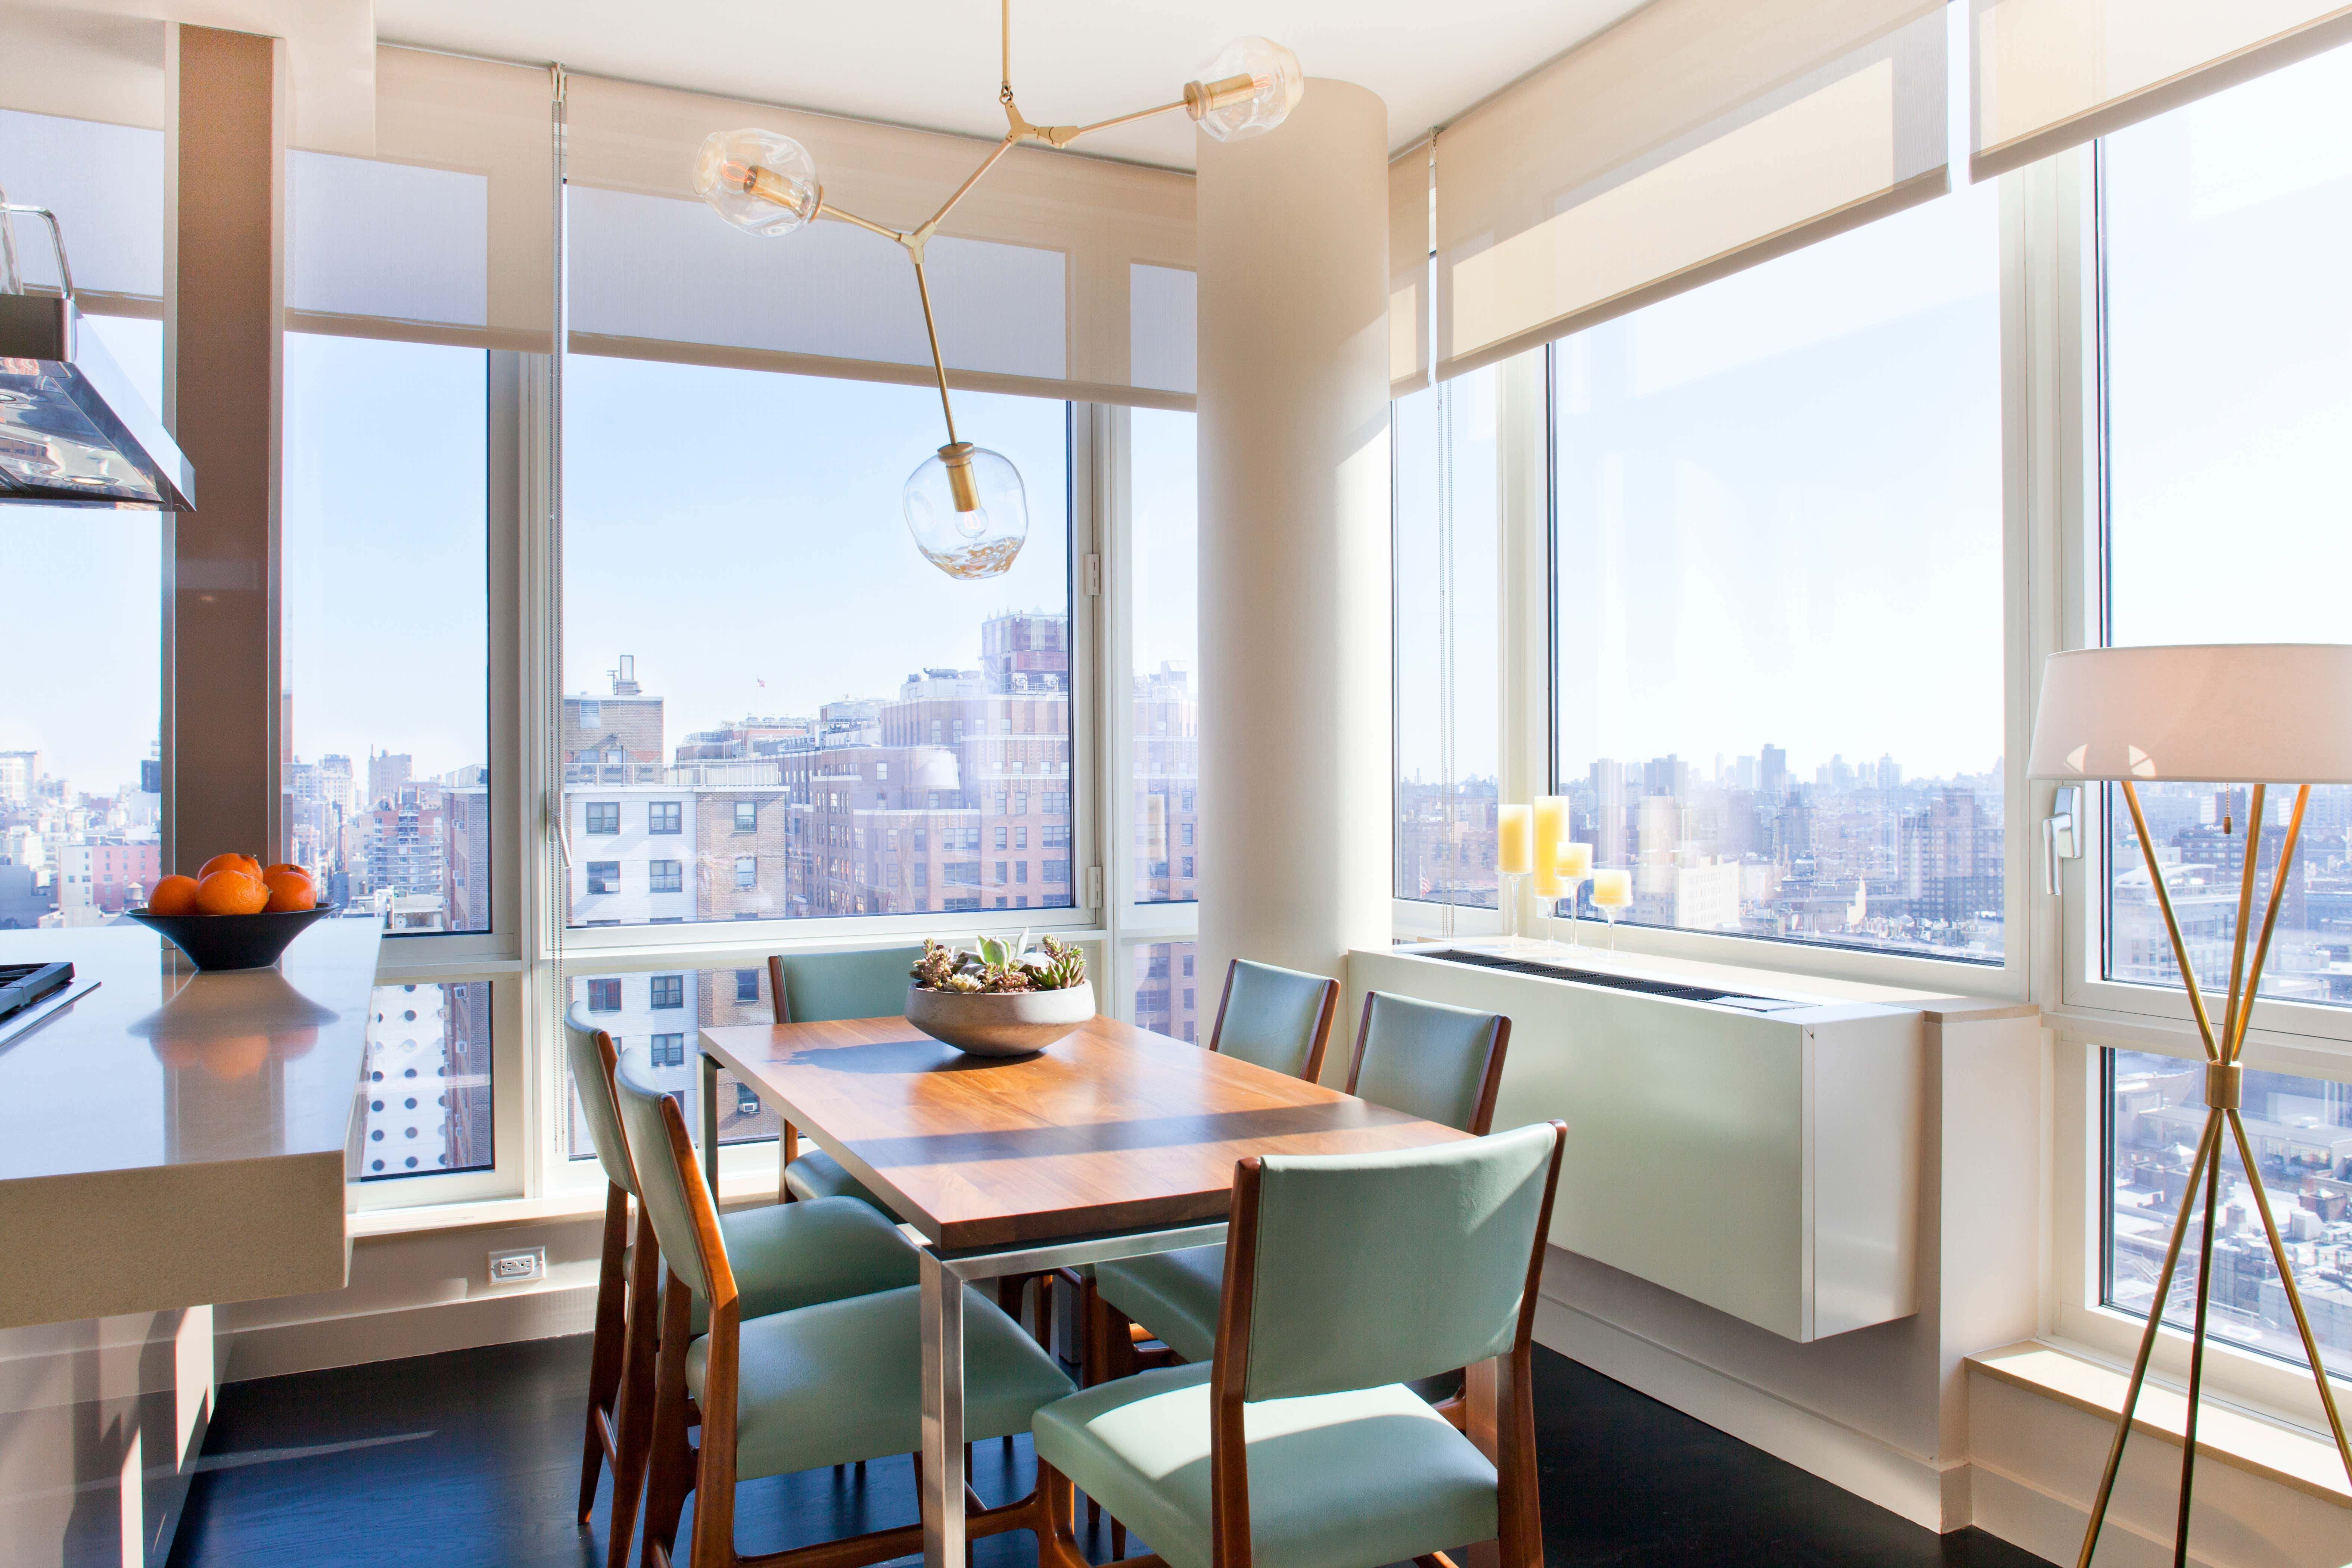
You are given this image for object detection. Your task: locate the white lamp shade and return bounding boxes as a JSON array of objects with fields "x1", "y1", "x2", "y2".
[{"x1": 2026, "y1": 644, "x2": 2352, "y2": 784}]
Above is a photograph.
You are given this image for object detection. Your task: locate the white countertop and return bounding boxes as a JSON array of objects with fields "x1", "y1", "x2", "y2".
[{"x1": 0, "y1": 918, "x2": 380, "y2": 1329}]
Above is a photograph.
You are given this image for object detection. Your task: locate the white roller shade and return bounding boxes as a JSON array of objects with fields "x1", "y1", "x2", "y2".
[
  {"x1": 563, "y1": 73, "x2": 1194, "y2": 408},
  {"x1": 1397, "y1": 0, "x2": 1949, "y2": 389},
  {"x1": 1970, "y1": 0, "x2": 2352, "y2": 178},
  {"x1": 288, "y1": 47, "x2": 553, "y2": 351}
]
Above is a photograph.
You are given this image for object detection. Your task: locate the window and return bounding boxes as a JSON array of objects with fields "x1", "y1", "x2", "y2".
[
  {"x1": 648, "y1": 859, "x2": 682, "y2": 893},
  {"x1": 734, "y1": 856, "x2": 757, "y2": 889},
  {"x1": 734, "y1": 968, "x2": 760, "y2": 1003},
  {"x1": 586, "y1": 861, "x2": 620, "y2": 895},
  {"x1": 1131, "y1": 941, "x2": 1199, "y2": 1041},
  {"x1": 1043, "y1": 825, "x2": 1068, "y2": 849},
  {"x1": 2104, "y1": 1050, "x2": 2352, "y2": 1378},
  {"x1": 578, "y1": 699, "x2": 601, "y2": 727},
  {"x1": 1016, "y1": 862, "x2": 1029, "y2": 884},
  {"x1": 564, "y1": 360, "x2": 1072, "y2": 929},
  {"x1": 1394, "y1": 368, "x2": 1502, "y2": 909},
  {"x1": 585, "y1": 802, "x2": 620, "y2": 834},
  {"x1": 562, "y1": 969, "x2": 780, "y2": 1163},
  {"x1": 587, "y1": 979, "x2": 622, "y2": 1012},
  {"x1": 650, "y1": 801, "x2": 682, "y2": 834},
  {"x1": 1046, "y1": 861, "x2": 1068, "y2": 884},
  {"x1": 360, "y1": 982, "x2": 494, "y2": 1179},
  {"x1": 650, "y1": 974, "x2": 684, "y2": 1009},
  {"x1": 996, "y1": 862, "x2": 1009, "y2": 885},
  {"x1": 649, "y1": 1033, "x2": 686, "y2": 1067},
  {"x1": 1016, "y1": 827, "x2": 1028, "y2": 850},
  {"x1": 1047, "y1": 793, "x2": 1069, "y2": 816},
  {"x1": 2097, "y1": 45, "x2": 2352, "y2": 1007},
  {"x1": 995, "y1": 826, "x2": 1009, "y2": 850},
  {"x1": 1549, "y1": 180, "x2": 2003, "y2": 961},
  {"x1": 1132, "y1": 408, "x2": 1200, "y2": 907},
  {"x1": 1, "y1": 308, "x2": 163, "y2": 931},
  {"x1": 284, "y1": 334, "x2": 492, "y2": 933}
]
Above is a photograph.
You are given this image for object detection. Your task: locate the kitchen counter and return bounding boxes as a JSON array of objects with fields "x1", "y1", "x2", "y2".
[{"x1": 0, "y1": 918, "x2": 379, "y2": 1329}]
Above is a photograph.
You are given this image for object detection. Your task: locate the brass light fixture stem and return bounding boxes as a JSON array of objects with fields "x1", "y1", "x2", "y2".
[
  {"x1": 2121, "y1": 780, "x2": 2222, "y2": 1059},
  {"x1": 2172, "y1": 1138, "x2": 2222, "y2": 1568},
  {"x1": 814, "y1": 200, "x2": 904, "y2": 243},
  {"x1": 2216, "y1": 783, "x2": 2267, "y2": 1063},
  {"x1": 2073, "y1": 1111, "x2": 2221, "y2": 1568},
  {"x1": 909, "y1": 255, "x2": 957, "y2": 445},
  {"x1": 918, "y1": 133, "x2": 1021, "y2": 242},
  {"x1": 2228, "y1": 784, "x2": 2308, "y2": 1064}
]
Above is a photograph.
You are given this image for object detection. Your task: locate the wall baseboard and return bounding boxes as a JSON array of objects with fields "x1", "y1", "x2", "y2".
[
  {"x1": 1972, "y1": 1462, "x2": 2226, "y2": 1568},
  {"x1": 1533, "y1": 1291, "x2": 1956, "y2": 1532},
  {"x1": 221, "y1": 1282, "x2": 598, "y2": 1385}
]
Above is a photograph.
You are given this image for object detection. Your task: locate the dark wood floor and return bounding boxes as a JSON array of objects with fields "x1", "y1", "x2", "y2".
[{"x1": 166, "y1": 1335, "x2": 2050, "y2": 1568}]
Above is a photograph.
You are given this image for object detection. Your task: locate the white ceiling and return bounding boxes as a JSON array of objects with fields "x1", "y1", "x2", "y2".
[{"x1": 374, "y1": 0, "x2": 1650, "y2": 170}]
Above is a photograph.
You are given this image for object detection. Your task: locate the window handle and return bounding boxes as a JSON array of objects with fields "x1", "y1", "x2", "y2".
[{"x1": 2043, "y1": 785, "x2": 2081, "y2": 896}]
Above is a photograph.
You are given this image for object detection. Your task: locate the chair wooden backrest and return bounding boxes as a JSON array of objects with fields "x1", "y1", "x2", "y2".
[
  {"x1": 1344, "y1": 991, "x2": 1512, "y2": 1135},
  {"x1": 764, "y1": 947, "x2": 927, "y2": 1174},
  {"x1": 1208, "y1": 1123, "x2": 1567, "y2": 1568},
  {"x1": 1206, "y1": 959, "x2": 1341, "y2": 1083},
  {"x1": 563, "y1": 1001, "x2": 639, "y2": 1197}
]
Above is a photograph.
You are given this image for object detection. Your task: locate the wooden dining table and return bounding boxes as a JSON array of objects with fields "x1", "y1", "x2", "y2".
[{"x1": 697, "y1": 1010, "x2": 1480, "y2": 1568}]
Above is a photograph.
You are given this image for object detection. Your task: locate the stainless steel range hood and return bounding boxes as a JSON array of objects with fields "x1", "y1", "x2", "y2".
[{"x1": 0, "y1": 203, "x2": 195, "y2": 511}]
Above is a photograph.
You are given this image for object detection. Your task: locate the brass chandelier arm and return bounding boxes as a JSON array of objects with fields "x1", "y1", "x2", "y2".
[
  {"x1": 2227, "y1": 785, "x2": 2310, "y2": 1064},
  {"x1": 2222, "y1": 1107, "x2": 2352, "y2": 1482},
  {"x1": 2216, "y1": 784, "x2": 2268, "y2": 1067},
  {"x1": 2074, "y1": 1110, "x2": 2223, "y2": 1568},
  {"x1": 909, "y1": 256, "x2": 958, "y2": 445},
  {"x1": 2121, "y1": 780, "x2": 2223, "y2": 1060},
  {"x1": 814, "y1": 200, "x2": 904, "y2": 243}
]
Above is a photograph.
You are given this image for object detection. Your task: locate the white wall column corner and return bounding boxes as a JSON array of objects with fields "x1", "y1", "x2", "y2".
[{"x1": 1195, "y1": 78, "x2": 1392, "y2": 1052}]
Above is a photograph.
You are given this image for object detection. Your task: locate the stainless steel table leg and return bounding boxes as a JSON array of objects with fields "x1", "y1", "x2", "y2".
[
  {"x1": 698, "y1": 1049, "x2": 719, "y2": 1197},
  {"x1": 920, "y1": 1248, "x2": 966, "y2": 1568}
]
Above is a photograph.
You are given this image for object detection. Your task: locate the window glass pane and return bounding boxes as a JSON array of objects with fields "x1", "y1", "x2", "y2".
[
  {"x1": 0, "y1": 314, "x2": 164, "y2": 926},
  {"x1": 1131, "y1": 940, "x2": 1199, "y2": 1043},
  {"x1": 1394, "y1": 369, "x2": 1502, "y2": 908},
  {"x1": 1132, "y1": 408, "x2": 1198, "y2": 905},
  {"x1": 2104, "y1": 1048, "x2": 2352, "y2": 1378},
  {"x1": 563, "y1": 359, "x2": 1071, "y2": 925},
  {"x1": 2100, "y1": 45, "x2": 2352, "y2": 1005},
  {"x1": 1552, "y1": 183, "x2": 2003, "y2": 961},
  {"x1": 361, "y1": 981, "x2": 492, "y2": 1179},
  {"x1": 563, "y1": 967, "x2": 781, "y2": 1161},
  {"x1": 283, "y1": 333, "x2": 491, "y2": 932}
]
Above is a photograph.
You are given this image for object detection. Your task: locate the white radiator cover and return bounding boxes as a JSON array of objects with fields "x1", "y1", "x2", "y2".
[{"x1": 1350, "y1": 945, "x2": 1926, "y2": 1342}]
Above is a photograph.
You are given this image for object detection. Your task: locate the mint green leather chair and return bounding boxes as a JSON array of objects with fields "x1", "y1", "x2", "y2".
[
  {"x1": 1207, "y1": 958, "x2": 1342, "y2": 1081},
  {"x1": 613, "y1": 1047, "x2": 1079, "y2": 1568},
  {"x1": 1093, "y1": 991, "x2": 1511, "y2": 1366},
  {"x1": 766, "y1": 947, "x2": 925, "y2": 1215},
  {"x1": 1033, "y1": 1123, "x2": 1567, "y2": 1568},
  {"x1": 560, "y1": 1005, "x2": 917, "y2": 1568}
]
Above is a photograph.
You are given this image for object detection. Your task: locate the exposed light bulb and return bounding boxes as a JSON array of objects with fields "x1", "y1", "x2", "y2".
[
  {"x1": 1186, "y1": 37, "x2": 1304, "y2": 142},
  {"x1": 905, "y1": 443, "x2": 1029, "y2": 579},
  {"x1": 692, "y1": 128, "x2": 822, "y2": 235}
]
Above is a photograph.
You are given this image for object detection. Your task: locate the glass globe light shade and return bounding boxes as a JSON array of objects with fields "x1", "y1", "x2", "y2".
[
  {"x1": 904, "y1": 443, "x2": 1028, "y2": 580},
  {"x1": 692, "y1": 128, "x2": 821, "y2": 236},
  {"x1": 1188, "y1": 37, "x2": 1305, "y2": 143}
]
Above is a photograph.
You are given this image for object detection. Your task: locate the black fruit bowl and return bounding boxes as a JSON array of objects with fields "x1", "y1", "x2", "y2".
[{"x1": 125, "y1": 904, "x2": 342, "y2": 972}]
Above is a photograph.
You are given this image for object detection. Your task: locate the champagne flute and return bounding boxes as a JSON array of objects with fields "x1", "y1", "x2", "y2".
[{"x1": 1555, "y1": 840, "x2": 1593, "y2": 948}]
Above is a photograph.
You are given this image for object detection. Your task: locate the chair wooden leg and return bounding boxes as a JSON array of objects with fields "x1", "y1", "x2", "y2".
[
  {"x1": 639, "y1": 1279, "x2": 697, "y2": 1568},
  {"x1": 579, "y1": 1182, "x2": 631, "y2": 1525},
  {"x1": 607, "y1": 1203, "x2": 666, "y2": 1568},
  {"x1": 1493, "y1": 1348, "x2": 1544, "y2": 1568},
  {"x1": 1034, "y1": 1460, "x2": 1091, "y2": 1568}
]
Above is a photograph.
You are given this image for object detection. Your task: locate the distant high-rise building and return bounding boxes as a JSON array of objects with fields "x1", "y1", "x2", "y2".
[
  {"x1": 367, "y1": 750, "x2": 413, "y2": 810},
  {"x1": 1760, "y1": 744, "x2": 1788, "y2": 801}
]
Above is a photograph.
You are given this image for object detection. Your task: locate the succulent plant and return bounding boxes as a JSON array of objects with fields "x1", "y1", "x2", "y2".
[{"x1": 909, "y1": 932, "x2": 1088, "y2": 994}]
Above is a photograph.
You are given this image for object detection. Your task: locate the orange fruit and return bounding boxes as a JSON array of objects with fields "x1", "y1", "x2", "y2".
[
  {"x1": 262, "y1": 868, "x2": 317, "y2": 912},
  {"x1": 263, "y1": 863, "x2": 305, "y2": 879},
  {"x1": 147, "y1": 874, "x2": 202, "y2": 916},
  {"x1": 198, "y1": 853, "x2": 262, "y2": 882},
  {"x1": 195, "y1": 869, "x2": 269, "y2": 916}
]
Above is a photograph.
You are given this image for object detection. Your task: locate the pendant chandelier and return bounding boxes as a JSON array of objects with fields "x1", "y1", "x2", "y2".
[{"x1": 692, "y1": 3, "x2": 1303, "y2": 579}]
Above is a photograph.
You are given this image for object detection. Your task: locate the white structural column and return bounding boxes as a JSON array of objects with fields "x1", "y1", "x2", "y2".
[{"x1": 1195, "y1": 79, "x2": 1392, "y2": 1071}]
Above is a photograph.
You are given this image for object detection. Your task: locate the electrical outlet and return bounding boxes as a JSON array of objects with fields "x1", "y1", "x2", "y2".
[{"x1": 487, "y1": 1247, "x2": 545, "y2": 1286}]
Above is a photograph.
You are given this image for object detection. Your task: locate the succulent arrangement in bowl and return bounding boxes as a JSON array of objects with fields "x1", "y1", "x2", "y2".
[
  {"x1": 906, "y1": 933, "x2": 1094, "y2": 1057},
  {"x1": 911, "y1": 933, "x2": 1087, "y2": 993}
]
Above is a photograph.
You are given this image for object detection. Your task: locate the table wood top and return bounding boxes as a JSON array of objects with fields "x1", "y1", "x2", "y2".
[{"x1": 699, "y1": 1013, "x2": 1469, "y2": 1250}]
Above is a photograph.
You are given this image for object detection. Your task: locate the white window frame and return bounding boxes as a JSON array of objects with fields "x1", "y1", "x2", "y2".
[{"x1": 2029, "y1": 133, "x2": 2352, "y2": 1431}]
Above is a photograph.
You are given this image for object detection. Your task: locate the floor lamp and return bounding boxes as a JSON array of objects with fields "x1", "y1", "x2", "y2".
[{"x1": 2026, "y1": 643, "x2": 2352, "y2": 1567}]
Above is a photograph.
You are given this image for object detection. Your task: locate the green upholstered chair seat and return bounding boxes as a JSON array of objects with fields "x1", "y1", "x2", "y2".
[
  {"x1": 1093, "y1": 1244, "x2": 1222, "y2": 1364},
  {"x1": 623, "y1": 1195, "x2": 917, "y2": 1334},
  {"x1": 686, "y1": 1284, "x2": 1073, "y2": 1481},
  {"x1": 783, "y1": 1147, "x2": 895, "y2": 1215},
  {"x1": 1032, "y1": 1363, "x2": 1497, "y2": 1568}
]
